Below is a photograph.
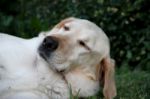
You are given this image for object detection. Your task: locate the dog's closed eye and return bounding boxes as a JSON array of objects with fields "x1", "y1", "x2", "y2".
[
  {"x1": 78, "y1": 40, "x2": 86, "y2": 46},
  {"x1": 78, "y1": 40, "x2": 91, "y2": 51},
  {"x1": 63, "y1": 26, "x2": 70, "y2": 31}
]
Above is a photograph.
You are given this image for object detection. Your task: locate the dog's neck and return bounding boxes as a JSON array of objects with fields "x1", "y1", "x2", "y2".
[{"x1": 63, "y1": 65, "x2": 100, "y2": 97}]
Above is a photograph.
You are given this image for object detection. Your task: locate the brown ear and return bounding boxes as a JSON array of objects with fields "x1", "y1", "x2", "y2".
[{"x1": 99, "y1": 56, "x2": 117, "y2": 99}]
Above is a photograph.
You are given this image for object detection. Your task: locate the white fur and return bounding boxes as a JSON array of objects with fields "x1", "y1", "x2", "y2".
[{"x1": 0, "y1": 33, "x2": 69, "y2": 99}]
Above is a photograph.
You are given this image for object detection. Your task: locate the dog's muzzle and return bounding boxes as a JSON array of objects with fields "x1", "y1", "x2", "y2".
[{"x1": 38, "y1": 36, "x2": 59, "y2": 59}]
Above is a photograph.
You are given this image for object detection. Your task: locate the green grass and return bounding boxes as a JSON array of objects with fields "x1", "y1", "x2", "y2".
[
  {"x1": 71, "y1": 70, "x2": 150, "y2": 99},
  {"x1": 115, "y1": 70, "x2": 150, "y2": 99}
]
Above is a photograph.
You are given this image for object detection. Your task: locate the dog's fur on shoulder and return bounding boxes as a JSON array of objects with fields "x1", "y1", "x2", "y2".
[{"x1": 0, "y1": 33, "x2": 69, "y2": 99}]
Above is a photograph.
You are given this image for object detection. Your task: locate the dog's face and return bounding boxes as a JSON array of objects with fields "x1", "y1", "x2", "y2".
[
  {"x1": 39, "y1": 18, "x2": 109, "y2": 72},
  {"x1": 38, "y1": 18, "x2": 116, "y2": 98}
]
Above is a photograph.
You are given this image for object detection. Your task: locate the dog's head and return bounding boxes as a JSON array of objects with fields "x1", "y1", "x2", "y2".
[
  {"x1": 38, "y1": 18, "x2": 109, "y2": 72},
  {"x1": 38, "y1": 17, "x2": 116, "y2": 98}
]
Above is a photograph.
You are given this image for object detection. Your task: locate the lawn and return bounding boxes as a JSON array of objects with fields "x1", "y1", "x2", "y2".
[
  {"x1": 115, "y1": 70, "x2": 150, "y2": 99},
  {"x1": 81, "y1": 70, "x2": 150, "y2": 99}
]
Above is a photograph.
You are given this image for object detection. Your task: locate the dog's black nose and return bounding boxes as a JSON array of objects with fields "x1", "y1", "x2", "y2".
[{"x1": 42, "y1": 36, "x2": 59, "y2": 51}]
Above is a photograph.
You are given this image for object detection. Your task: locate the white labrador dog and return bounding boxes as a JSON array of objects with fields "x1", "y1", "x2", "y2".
[
  {"x1": 0, "y1": 17, "x2": 116, "y2": 99},
  {"x1": 39, "y1": 17, "x2": 116, "y2": 99}
]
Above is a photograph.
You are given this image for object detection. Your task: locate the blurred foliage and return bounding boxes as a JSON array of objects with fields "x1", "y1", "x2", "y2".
[{"x1": 0, "y1": 0, "x2": 149, "y2": 71}]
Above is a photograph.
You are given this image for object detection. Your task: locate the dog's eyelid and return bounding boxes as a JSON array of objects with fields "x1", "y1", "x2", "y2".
[
  {"x1": 78, "y1": 40, "x2": 86, "y2": 46},
  {"x1": 78, "y1": 40, "x2": 91, "y2": 51},
  {"x1": 63, "y1": 25, "x2": 70, "y2": 31}
]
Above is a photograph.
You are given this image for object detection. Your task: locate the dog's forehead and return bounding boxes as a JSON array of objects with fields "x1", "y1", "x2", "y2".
[
  {"x1": 49, "y1": 18, "x2": 107, "y2": 41},
  {"x1": 56, "y1": 18, "x2": 95, "y2": 29},
  {"x1": 55, "y1": 17, "x2": 75, "y2": 28}
]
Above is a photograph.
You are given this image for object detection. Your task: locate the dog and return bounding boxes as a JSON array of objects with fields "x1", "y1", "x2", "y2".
[
  {"x1": 0, "y1": 17, "x2": 116, "y2": 99},
  {"x1": 39, "y1": 17, "x2": 117, "y2": 99}
]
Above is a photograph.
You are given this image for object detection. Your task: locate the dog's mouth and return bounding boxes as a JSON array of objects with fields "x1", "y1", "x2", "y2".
[{"x1": 56, "y1": 68, "x2": 66, "y2": 73}]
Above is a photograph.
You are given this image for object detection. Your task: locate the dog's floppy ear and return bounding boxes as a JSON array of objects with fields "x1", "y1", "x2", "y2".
[{"x1": 99, "y1": 56, "x2": 116, "y2": 99}]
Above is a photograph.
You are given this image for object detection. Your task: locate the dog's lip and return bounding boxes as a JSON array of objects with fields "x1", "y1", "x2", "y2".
[
  {"x1": 38, "y1": 50, "x2": 44, "y2": 58},
  {"x1": 56, "y1": 69, "x2": 66, "y2": 73},
  {"x1": 38, "y1": 44, "x2": 68, "y2": 73},
  {"x1": 38, "y1": 45, "x2": 48, "y2": 61},
  {"x1": 39, "y1": 51, "x2": 47, "y2": 60}
]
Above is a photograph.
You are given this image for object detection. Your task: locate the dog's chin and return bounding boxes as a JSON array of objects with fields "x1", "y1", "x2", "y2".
[
  {"x1": 38, "y1": 49, "x2": 70, "y2": 73},
  {"x1": 47, "y1": 61, "x2": 71, "y2": 73}
]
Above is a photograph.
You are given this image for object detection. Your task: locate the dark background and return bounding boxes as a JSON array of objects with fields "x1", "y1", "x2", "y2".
[{"x1": 0, "y1": 0, "x2": 149, "y2": 98}]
